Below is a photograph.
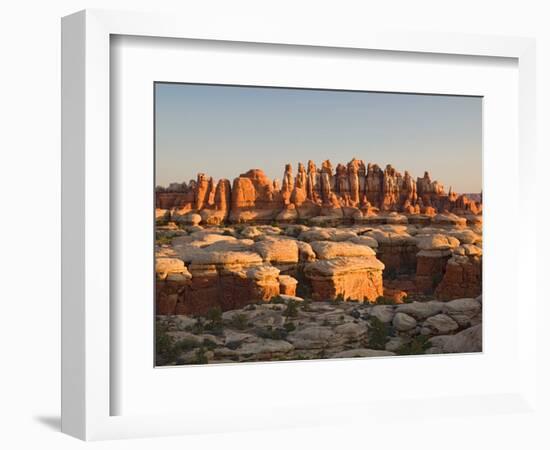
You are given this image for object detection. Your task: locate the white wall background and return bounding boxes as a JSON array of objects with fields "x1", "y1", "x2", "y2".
[{"x1": 0, "y1": 1, "x2": 548, "y2": 448}]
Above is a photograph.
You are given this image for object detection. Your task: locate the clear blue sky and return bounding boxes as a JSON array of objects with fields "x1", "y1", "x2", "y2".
[{"x1": 155, "y1": 83, "x2": 482, "y2": 193}]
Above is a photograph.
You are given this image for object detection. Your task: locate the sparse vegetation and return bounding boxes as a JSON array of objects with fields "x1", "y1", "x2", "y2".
[
  {"x1": 395, "y1": 335, "x2": 432, "y2": 355},
  {"x1": 195, "y1": 347, "x2": 209, "y2": 364},
  {"x1": 367, "y1": 316, "x2": 390, "y2": 350},
  {"x1": 206, "y1": 306, "x2": 223, "y2": 323},
  {"x1": 283, "y1": 300, "x2": 299, "y2": 317},
  {"x1": 204, "y1": 306, "x2": 224, "y2": 334},
  {"x1": 257, "y1": 327, "x2": 288, "y2": 340},
  {"x1": 373, "y1": 296, "x2": 398, "y2": 305},
  {"x1": 283, "y1": 322, "x2": 296, "y2": 332},
  {"x1": 155, "y1": 231, "x2": 177, "y2": 246},
  {"x1": 229, "y1": 313, "x2": 249, "y2": 330},
  {"x1": 155, "y1": 323, "x2": 180, "y2": 365}
]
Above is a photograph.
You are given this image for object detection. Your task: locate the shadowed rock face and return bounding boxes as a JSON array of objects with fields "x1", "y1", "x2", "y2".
[{"x1": 155, "y1": 159, "x2": 482, "y2": 224}]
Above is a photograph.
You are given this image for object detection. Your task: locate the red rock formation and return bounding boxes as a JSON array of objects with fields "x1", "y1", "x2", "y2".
[
  {"x1": 304, "y1": 256, "x2": 384, "y2": 302},
  {"x1": 155, "y1": 159, "x2": 482, "y2": 225},
  {"x1": 435, "y1": 253, "x2": 482, "y2": 300}
]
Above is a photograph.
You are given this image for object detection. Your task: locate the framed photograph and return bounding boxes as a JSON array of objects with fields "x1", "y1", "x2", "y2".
[{"x1": 61, "y1": 9, "x2": 537, "y2": 440}]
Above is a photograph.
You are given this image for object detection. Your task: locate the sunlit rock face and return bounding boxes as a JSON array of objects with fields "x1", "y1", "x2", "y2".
[
  {"x1": 155, "y1": 160, "x2": 482, "y2": 317},
  {"x1": 155, "y1": 159, "x2": 482, "y2": 226}
]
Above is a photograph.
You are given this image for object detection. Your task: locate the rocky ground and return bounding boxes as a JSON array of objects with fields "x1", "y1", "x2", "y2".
[{"x1": 156, "y1": 294, "x2": 482, "y2": 366}]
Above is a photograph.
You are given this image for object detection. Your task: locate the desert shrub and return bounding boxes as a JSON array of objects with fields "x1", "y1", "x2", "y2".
[
  {"x1": 194, "y1": 347, "x2": 209, "y2": 364},
  {"x1": 155, "y1": 324, "x2": 180, "y2": 365},
  {"x1": 155, "y1": 231, "x2": 176, "y2": 246},
  {"x1": 226, "y1": 340, "x2": 241, "y2": 350},
  {"x1": 283, "y1": 300, "x2": 299, "y2": 318},
  {"x1": 373, "y1": 296, "x2": 398, "y2": 305},
  {"x1": 229, "y1": 313, "x2": 249, "y2": 330},
  {"x1": 284, "y1": 322, "x2": 296, "y2": 332},
  {"x1": 185, "y1": 317, "x2": 204, "y2": 334},
  {"x1": 395, "y1": 335, "x2": 432, "y2": 355},
  {"x1": 270, "y1": 295, "x2": 285, "y2": 304},
  {"x1": 202, "y1": 338, "x2": 218, "y2": 350},
  {"x1": 257, "y1": 327, "x2": 288, "y2": 340},
  {"x1": 204, "y1": 306, "x2": 224, "y2": 334},
  {"x1": 176, "y1": 337, "x2": 201, "y2": 352},
  {"x1": 367, "y1": 317, "x2": 390, "y2": 350},
  {"x1": 206, "y1": 306, "x2": 223, "y2": 323}
]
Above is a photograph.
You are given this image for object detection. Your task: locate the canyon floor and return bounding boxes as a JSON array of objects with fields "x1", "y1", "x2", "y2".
[{"x1": 155, "y1": 212, "x2": 482, "y2": 365}]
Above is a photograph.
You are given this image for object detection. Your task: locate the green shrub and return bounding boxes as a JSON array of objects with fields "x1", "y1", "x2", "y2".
[
  {"x1": 206, "y1": 306, "x2": 223, "y2": 323},
  {"x1": 155, "y1": 324, "x2": 180, "y2": 365},
  {"x1": 284, "y1": 322, "x2": 296, "y2": 332},
  {"x1": 185, "y1": 317, "x2": 204, "y2": 334},
  {"x1": 373, "y1": 296, "x2": 398, "y2": 305},
  {"x1": 194, "y1": 347, "x2": 209, "y2": 364},
  {"x1": 155, "y1": 232, "x2": 175, "y2": 246},
  {"x1": 175, "y1": 337, "x2": 201, "y2": 352},
  {"x1": 226, "y1": 340, "x2": 241, "y2": 350},
  {"x1": 202, "y1": 338, "x2": 218, "y2": 350},
  {"x1": 395, "y1": 335, "x2": 432, "y2": 355},
  {"x1": 229, "y1": 313, "x2": 249, "y2": 330},
  {"x1": 283, "y1": 300, "x2": 299, "y2": 318},
  {"x1": 367, "y1": 317, "x2": 390, "y2": 350},
  {"x1": 257, "y1": 327, "x2": 288, "y2": 340},
  {"x1": 270, "y1": 295, "x2": 285, "y2": 304}
]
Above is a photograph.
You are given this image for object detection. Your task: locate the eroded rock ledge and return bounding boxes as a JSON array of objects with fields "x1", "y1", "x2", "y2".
[{"x1": 156, "y1": 219, "x2": 482, "y2": 316}]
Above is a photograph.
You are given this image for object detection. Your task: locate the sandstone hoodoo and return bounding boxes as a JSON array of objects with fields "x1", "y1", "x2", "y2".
[
  {"x1": 155, "y1": 159, "x2": 482, "y2": 364},
  {"x1": 155, "y1": 159, "x2": 482, "y2": 225}
]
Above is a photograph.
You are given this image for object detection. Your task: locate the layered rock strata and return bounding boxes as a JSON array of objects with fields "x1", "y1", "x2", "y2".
[{"x1": 156, "y1": 212, "x2": 482, "y2": 316}]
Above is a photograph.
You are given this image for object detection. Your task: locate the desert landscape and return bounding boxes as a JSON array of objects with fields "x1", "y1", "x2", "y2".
[{"x1": 155, "y1": 159, "x2": 482, "y2": 365}]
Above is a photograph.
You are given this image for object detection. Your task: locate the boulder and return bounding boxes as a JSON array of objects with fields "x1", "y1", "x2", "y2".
[
  {"x1": 392, "y1": 312, "x2": 417, "y2": 331},
  {"x1": 369, "y1": 305, "x2": 395, "y2": 323},
  {"x1": 441, "y1": 297, "x2": 482, "y2": 327},
  {"x1": 254, "y1": 237, "x2": 299, "y2": 264},
  {"x1": 421, "y1": 314, "x2": 459, "y2": 335},
  {"x1": 395, "y1": 301, "x2": 444, "y2": 320},
  {"x1": 428, "y1": 324, "x2": 482, "y2": 353},
  {"x1": 304, "y1": 256, "x2": 385, "y2": 302}
]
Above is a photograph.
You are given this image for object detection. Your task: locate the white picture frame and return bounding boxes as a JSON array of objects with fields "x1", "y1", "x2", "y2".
[{"x1": 61, "y1": 9, "x2": 537, "y2": 441}]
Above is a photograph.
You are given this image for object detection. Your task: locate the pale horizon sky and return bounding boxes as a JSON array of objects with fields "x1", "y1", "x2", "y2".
[{"x1": 155, "y1": 83, "x2": 482, "y2": 193}]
